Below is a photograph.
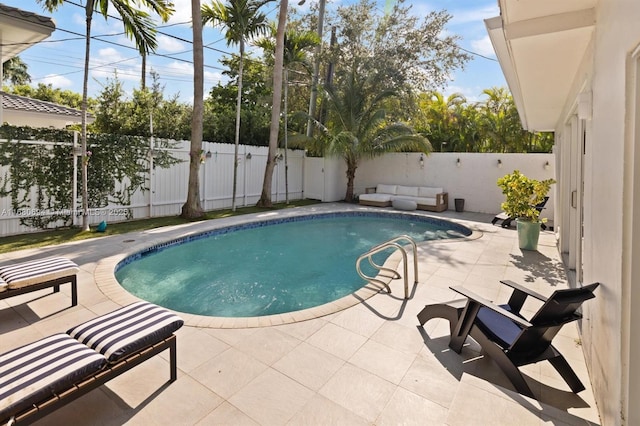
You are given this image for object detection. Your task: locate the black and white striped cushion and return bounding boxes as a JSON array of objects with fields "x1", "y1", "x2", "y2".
[
  {"x1": 67, "y1": 302, "x2": 184, "y2": 363},
  {"x1": 0, "y1": 257, "x2": 79, "y2": 290},
  {"x1": 0, "y1": 333, "x2": 106, "y2": 420},
  {"x1": 0, "y1": 277, "x2": 6, "y2": 293}
]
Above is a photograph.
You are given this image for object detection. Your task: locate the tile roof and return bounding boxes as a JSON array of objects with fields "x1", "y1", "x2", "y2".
[
  {"x1": 1, "y1": 92, "x2": 90, "y2": 119},
  {"x1": 0, "y1": 4, "x2": 55, "y2": 30}
]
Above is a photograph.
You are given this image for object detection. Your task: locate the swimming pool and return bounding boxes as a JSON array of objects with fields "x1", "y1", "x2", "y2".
[{"x1": 115, "y1": 211, "x2": 471, "y2": 318}]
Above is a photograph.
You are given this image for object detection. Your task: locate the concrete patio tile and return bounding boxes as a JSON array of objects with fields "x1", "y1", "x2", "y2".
[
  {"x1": 32, "y1": 387, "x2": 125, "y2": 426},
  {"x1": 319, "y1": 363, "x2": 396, "y2": 423},
  {"x1": 274, "y1": 317, "x2": 327, "y2": 340},
  {"x1": 286, "y1": 394, "x2": 370, "y2": 425},
  {"x1": 272, "y1": 342, "x2": 345, "y2": 391},
  {"x1": 234, "y1": 327, "x2": 301, "y2": 366},
  {"x1": 349, "y1": 339, "x2": 415, "y2": 385},
  {"x1": 370, "y1": 320, "x2": 425, "y2": 355},
  {"x1": 399, "y1": 351, "x2": 463, "y2": 409},
  {"x1": 448, "y1": 374, "x2": 596, "y2": 426},
  {"x1": 329, "y1": 303, "x2": 387, "y2": 337},
  {"x1": 306, "y1": 322, "x2": 367, "y2": 360},
  {"x1": 113, "y1": 375, "x2": 224, "y2": 425},
  {"x1": 0, "y1": 207, "x2": 601, "y2": 426},
  {"x1": 191, "y1": 347, "x2": 268, "y2": 399},
  {"x1": 375, "y1": 387, "x2": 448, "y2": 426},
  {"x1": 229, "y1": 369, "x2": 315, "y2": 425},
  {"x1": 103, "y1": 354, "x2": 181, "y2": 408},
  {"x1": 195, "y1": 402, "x2": 259, "y2": 426},
  {"x1": 203, "y1": 326, "x2": 258, "y2": 346},
  {"x1": 175, "y1": 328, "x2": 230, "y2": 373}
]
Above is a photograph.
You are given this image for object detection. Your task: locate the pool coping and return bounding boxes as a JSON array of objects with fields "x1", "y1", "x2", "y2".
[{"x1": 94, "y1": 205, "x2": 482, "y2": 328}]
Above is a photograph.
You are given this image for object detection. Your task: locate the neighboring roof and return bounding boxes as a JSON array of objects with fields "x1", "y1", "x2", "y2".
[
  {"x1": 1, "y1": 92, "x2": 90, "y2": 119},
  {"x1": 485, "y1": 0, "x2": 596, "y2": 131},
  {"x1": 0, "y1": 4, "x2": 56, "y2": 62}
]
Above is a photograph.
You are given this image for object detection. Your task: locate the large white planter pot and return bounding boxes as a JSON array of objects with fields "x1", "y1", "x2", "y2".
[{"x1": 516, "y1": 219, "x2": 541, "y2": 251}]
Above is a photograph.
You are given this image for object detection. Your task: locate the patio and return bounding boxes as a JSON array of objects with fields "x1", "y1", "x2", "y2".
[{"x1": 0, "y1": 204, "x2": 600, "y2": 425}]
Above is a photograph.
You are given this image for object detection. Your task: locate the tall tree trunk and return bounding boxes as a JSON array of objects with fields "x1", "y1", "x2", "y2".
[
  {"x1": 283, "y1": 67, "x2": 289, "y2": 204},
  {"x1": 181, "y1": 0, "x2": 204, "y2": 219},
  {"x1": 80, "y1": 3, "x2": 94, "y2": 232},
  {"x1": 257, "y1": 0, "x2": 288, "y2": 207},
  {"x1": 232, "y1": 41, "x2": 245, "y2": 211},
  {"x1": 141, "y1": 53, "x2": 146, "y2": 90},
  {"x1": 345, "y1": 161, "x2": 357, "y2": 202},
  {"x1": 306, "y1": 0, "x2": 325, "y2": 138}
]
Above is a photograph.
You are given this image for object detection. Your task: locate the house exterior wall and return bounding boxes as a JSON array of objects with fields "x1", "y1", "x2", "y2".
[
  {"x1": 1, "y1": 110, "x2": 85, "y2": 129},
  {"x1": 553, "y1": 1, "x2": 640, "y2": 424}
]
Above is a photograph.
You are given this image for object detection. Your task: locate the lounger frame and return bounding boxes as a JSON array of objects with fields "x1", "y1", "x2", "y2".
[
  {"x1": 6, "y1": 335, "x2": 177, "y2": 425},
  {"x1": 0, "y1": 274, "x2": 77, "y2": 306}
]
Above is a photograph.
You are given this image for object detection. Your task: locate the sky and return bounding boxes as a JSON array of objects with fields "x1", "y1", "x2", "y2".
[{"x1": 2, "y1": 0, "x2": 506, "y2": 104}]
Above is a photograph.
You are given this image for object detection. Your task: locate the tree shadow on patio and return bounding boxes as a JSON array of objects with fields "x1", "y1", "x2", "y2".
[{"x1": 509, "y1": 250, "x2": 567, "y2": 287}]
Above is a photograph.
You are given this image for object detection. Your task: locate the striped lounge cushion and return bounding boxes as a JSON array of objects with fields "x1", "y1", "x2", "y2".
[
  {"x1": 0, "y1": 278, "x2": 6, "y2": 293},
  {"x1": 67, "y1": 302, "x2": 184, "y2": 363},
  {"x1": 0, "y1": 334, "x2": 106, "y2": 420},
  {"x1": 0, "y1": 257, "x2": 79, "y2": 290}
]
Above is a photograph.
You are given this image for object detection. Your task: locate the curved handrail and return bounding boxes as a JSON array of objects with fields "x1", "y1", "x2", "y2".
[{"x1": 355, "y1": 235, "x2": 418, "y2": 299}]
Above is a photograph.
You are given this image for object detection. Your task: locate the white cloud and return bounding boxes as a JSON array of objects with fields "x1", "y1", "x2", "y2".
[
  {"x1": 154, "y1": 61, "x2": 222, "y2": 85},
  {"x1": 450, "y1": 4, "x2": 499, "y2": 25},
  {"x1": 166, "y1": 0, "x2": 193, "y2": 25},
  {"x1": 89, "y1": 47, "x2": 140, "y2": 81},
  {"x1": 470, "y1": 35, "x2": 496, "y2": 58},
  {"x1": 41, "y1": 74, "x2": 73, "y2": 89},
  {"x1": 158, "y1": 35, "x2": 186, "y2": 53}
]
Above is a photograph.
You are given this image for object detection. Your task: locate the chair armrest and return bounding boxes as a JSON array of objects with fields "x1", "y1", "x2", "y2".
[
  {"x1": 365, "y1": 187, "x2": 377, "y2": 194},
  {"x1": 436, "y1": 192, "x2": 448, "y2": 205},
  {"x1": 450, "y1": 285, "x2": 533, "y2": 328},
  {"x1": 500, "y1": 280, "x2": 548, "y2": 301}
]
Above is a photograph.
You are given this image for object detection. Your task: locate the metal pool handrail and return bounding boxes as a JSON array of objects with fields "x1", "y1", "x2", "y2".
[{"x1": 356, "y1": 235, "x2": 419, "y2": 299}]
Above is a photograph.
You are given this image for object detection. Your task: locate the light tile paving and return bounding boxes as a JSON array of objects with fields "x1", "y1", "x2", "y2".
[{"x1": 0, "y1": 204, "x2": 601, "y2": 425}]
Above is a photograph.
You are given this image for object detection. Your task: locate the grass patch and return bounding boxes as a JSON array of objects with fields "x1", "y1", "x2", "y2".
[{"x1": 0, "y1": 199, "x2": 321, "y2": 254}]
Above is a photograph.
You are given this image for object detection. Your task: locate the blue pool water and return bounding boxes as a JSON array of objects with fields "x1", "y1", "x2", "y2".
[{"x1": 115, "y1": 212, "x2": 470, "y2": 317}]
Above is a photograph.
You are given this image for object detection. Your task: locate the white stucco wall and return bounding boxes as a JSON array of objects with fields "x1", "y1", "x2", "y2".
[
  {"x1": 356, "y1": 152, "x2": 555, "y2": 217},
  {"x1": 303, "y1": 153, "x2": 556, "y2": 218},
  {"x1": 551, "y1": 1, "x2": 640, "y2": 424}
]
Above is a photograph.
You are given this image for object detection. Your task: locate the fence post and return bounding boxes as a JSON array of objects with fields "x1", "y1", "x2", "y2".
[{"x1": 72, "y1": 131, "x2": 78, "y2": 227}]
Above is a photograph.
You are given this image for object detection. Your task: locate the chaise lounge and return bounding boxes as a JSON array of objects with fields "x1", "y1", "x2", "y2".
[
  {"x1": 417, "y1": 280, "x2": 599, "y2": 398},
  {"x1": 0, "y1": 301, "x2": 184, "y2": 425},
  {"x1": 0, "y1": 257, "x2": 79, "y2": 307}
]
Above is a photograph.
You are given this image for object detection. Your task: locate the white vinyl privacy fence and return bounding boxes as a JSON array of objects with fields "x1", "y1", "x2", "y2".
[
  {"x1": 0, "y1": 136, "x2": 555, "y2": 237},
  {"x1": 0, "y1": 139, "x2": 304, "y2": 236}
]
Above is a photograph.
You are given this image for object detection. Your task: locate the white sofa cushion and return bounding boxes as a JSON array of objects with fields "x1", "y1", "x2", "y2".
[
  {"x1": 414, "y1": 197, "x2": 437, "y2": 206},
  {"x1": 396, "y1": 185, "x2": 419, "y2": 197},
  {"x1": 376, "y1": 184, "x2": 397, "y2": 195},
  {"x1": 360, "y1": 193, "x2": 393, "y2": 203},
  {"x1": 418, "y1": 187, "x2": 443, "y2": 198}
]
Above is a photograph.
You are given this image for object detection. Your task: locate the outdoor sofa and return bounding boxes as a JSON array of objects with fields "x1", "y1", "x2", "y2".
[
  {"x1": 0, "y1": 257, "x2": 79, "y2": 307},
  {"x1": 0, "y1": 301, "x2": 184, "y2": 425},
  {"x1": 359, "y1": 184, "x2": 449, "y2": 212}
]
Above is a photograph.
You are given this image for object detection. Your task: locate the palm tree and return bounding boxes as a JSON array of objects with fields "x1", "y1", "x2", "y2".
[
  {"x1": 316, "y1": 68, "x2": 432, "y2": 202},
  {"x1": 257, "y1": 0, "x2": 288, "y2": 208},
  {"x1": 37, "y1": 0, "x2": 173, "y2": 231},
  {"x1": 2, "y1": 56, "x2": 31, "y2": 86},
  {"x1": 202, "y1": 0, "x2": 271, "y2": 211},
  {"x1": 182, "y1": 0, "x2": 205, "y2": 219},
  {"x1": 479, "y1": 87, "x2": 525, "y2": 153},
  {"x1": 256, "y1": 25, "x2": 319, "y2": 203}
]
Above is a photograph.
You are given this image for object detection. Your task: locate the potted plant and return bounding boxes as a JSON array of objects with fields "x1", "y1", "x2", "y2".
[{"x1": 497, "y1": 170, "x2": 555, "y2": 250}]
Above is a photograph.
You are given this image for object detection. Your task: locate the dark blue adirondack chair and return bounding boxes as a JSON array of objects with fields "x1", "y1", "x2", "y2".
[{"x1": 417, "y1": 280, "x2": 599, "y2": 398}]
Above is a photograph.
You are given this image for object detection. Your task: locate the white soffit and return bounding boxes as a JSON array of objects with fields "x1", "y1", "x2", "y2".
[
  {"x1": 0, "y1": 5, "x2": 56, "y2": 62},
  {"x1": 485, "y1": 1, "x2": 596, "y2": 131}
]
